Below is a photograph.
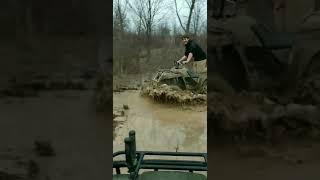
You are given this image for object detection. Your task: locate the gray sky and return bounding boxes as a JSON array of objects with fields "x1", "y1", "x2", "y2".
[{"x1": 114, "y1": 0, "x2": 207, "y2": 34}]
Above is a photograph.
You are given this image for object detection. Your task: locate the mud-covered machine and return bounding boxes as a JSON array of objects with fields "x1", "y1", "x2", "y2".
[
  {"x1": 151, "y1": 61, "x2": 207, "y2": 94},
  {"x1": 113, "y1": 131, "x2": 207, "y2": 180}
]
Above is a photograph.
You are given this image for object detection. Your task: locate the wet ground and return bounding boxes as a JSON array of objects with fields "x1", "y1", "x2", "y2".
[
  {"x1": 113, "y1": 90, "x2": 207, "y2": 153},
  {"x1": 0, "y1": 36, "x2": 115, "y2": 179},
  {"x1": 211, "y1": 142, "x2": 320, "y2": 180},
  {"x1": 0, "y1": 90, "x2": 111, "y2": 180}
]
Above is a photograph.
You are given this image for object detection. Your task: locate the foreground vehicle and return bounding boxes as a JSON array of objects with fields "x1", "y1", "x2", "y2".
[{"x1": 113, "y1": 131, "x2": 207, "y2": 180}]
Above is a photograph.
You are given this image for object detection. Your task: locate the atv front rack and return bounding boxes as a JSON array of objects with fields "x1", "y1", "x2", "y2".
[{"x1": 113, "y1": 131, "x2": 207, "y2": 180}]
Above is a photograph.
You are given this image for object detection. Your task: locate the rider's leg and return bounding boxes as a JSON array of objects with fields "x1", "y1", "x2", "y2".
[{"x1": 194, "y1": 59, "x2": 207, "y2": 74}]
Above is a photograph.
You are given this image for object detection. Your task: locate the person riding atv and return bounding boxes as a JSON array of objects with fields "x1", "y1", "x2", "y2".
[
  {"x1": 140, "y1": 61, "x2": 207, "y2": 104},
  {"x1": 152, "y1": 59, "x2": 207, "y2": 93},
  {"x1": 177, "y1": 35, "x2": 207, "y2": 75}
]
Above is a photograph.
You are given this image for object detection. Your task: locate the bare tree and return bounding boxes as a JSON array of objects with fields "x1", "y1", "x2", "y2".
[
  {"x1": 193, "y1": 0, "x2": 207, "y2": 35},
  {"x1": 132, "y1": 17, "x2": 143, "y2": 35},
  {"x1": 192, "y1": 2, "x2": 202, "y2": 35},
  {"x1": 126, "y1": 0, "x2": 164, "y2": 61},
  {"x1": 127, "y1": 0, "x2": 164, "y2": 41},
  {"x1": 158, "y1": 23, "x2": 171, "y2": 37},
  {"x1": 174, "y1": 0, "x2": 196, "y2": 33},
  {"x1": 113, "y1": 0, "x2": 129, "y2": 75},
  {"x1": 199, "y1": 19, "x2": 207, "y2": 35},
  {"x1": 113, "y1": 0, "x2": 128, "y2": 37}
]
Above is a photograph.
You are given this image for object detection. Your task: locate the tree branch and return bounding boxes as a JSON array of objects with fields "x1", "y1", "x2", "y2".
[{"x1": 174, "y1": 0, "x2": 186, "y2": 32}]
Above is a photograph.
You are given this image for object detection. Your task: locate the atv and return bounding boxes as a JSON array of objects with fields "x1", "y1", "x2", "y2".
[
  {"x1": 151, "y1": 61, "x2": 207, "y2": 94},
  {"x1": 113, "y1": 130, "x2": 207, "y2": 180}
]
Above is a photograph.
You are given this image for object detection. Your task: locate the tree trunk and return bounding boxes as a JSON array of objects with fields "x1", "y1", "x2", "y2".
[{"x1": 186, "y1": 0, "x2": 196, "y2": 33}]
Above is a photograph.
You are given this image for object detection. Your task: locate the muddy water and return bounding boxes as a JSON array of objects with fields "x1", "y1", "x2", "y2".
[
  {"x1": 113, "y1": 90, "x2": 207, "y2": 153},
  {"x1": 0, "y1": 90, "x2": 111, "y2": 180}
]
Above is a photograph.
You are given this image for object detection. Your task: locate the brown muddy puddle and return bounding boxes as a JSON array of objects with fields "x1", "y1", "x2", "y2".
[
  {"x1": 0, "y1": 90, "x2": 111, "y2": 180},
  {"x1": 113, "y1": 90, "x2": 207, "y2": 153}
]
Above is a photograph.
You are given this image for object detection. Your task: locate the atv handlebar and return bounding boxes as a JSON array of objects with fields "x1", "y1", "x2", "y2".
[{"x1": 174, "y1": 60, "x2": 183, "y2": 69}]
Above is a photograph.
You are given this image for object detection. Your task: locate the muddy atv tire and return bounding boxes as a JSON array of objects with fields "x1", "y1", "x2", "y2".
[
  {"x1": 177, "y1": 77, "x2": 187, "y2": 90},
  {"x1": 200, "y1": 79, "x2": 207, "y2": 94}
]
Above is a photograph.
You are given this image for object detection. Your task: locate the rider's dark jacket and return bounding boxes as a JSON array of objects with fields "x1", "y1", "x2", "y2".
[{"x1": 184, "y1": 40, "x2": 207, "y2": 61}]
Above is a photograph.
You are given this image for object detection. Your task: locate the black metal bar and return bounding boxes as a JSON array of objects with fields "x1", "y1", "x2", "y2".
[
  {"x1": 113, "y1": 151, "x2": 207, "y2": 158},
  {"x1": 141, "y1": 151, "x2": 206, "y2": 156},
  {"x1": 113, "y1": 161, "x2": 127, "y2": 169},
  {"x1": 116, "y1": 168, "x2": 121, "y2": 174},
  {"x1": 142, "y1": 160, "x2": 207, "y2": 167},
  {"x1": 113, "y1": 151, "x2": 125, "y2": 157},
  {"x1": 204, "y1": 154, "x2": 207, "y2": 164},
  {"x1": 133, "y1": 153, "x2": 145, "y2": 179},
  {"x1": 140, "y1": 164, "x2": 207, "y2": 171},
  {"x1": 113, "y1": 160, "x2": 207, "y2": 168},
  {"x1": 113, "y1": 151, "x2": 208, "y2": 173},
  {"x1": 113, "y1": 157, "x2": 207, "y2": 166},
  {"x1": 129, "y1": 130, "x2": 136, "y2": 155},
  {"x1": 124, "y1": 137, "x2": 134, "y2": 172},
  {"x1": 113, "y1": 132, "x2": 208, "y2": 176},
  {"x1": 113, "y1": 161, "x2": 207, "y2": 172}
]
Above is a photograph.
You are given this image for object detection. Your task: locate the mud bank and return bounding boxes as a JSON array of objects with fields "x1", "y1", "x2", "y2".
[
  {"x1": 141, "y1": 83, "x2": 207, "y2": 105},
  {"x1": 208, "y1": 91, "x2": 320, "y2": 142}
]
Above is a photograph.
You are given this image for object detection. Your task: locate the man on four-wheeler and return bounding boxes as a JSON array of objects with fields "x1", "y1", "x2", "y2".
[{"x1": 177, "y1": 34, "x2": 207, "y2": 74}]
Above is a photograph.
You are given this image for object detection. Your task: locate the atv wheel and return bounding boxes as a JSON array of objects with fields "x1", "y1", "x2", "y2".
[
  {"x1": 200, "y1": 79, "x2": 207, "y2": 94},
  {"x1": 177, "y1": 77, "x2": 187, "y2": 90}
]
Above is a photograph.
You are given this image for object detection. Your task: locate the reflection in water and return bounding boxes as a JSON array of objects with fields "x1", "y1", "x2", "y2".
[{"x1": 113, "y1": 90, "x2": 207, "y2": 153}]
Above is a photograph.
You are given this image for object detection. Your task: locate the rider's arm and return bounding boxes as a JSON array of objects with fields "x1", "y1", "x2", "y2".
[
  {"x1": 177, "y1": 55, "x2": 187, "y2": 63},
  {"x1": 184, "y1": 53, "x2": 193, "y2": 63}
]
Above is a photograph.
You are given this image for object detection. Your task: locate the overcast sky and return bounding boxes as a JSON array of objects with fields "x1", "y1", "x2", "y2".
[{"x1": 114, "y1": 0, "x2": 207, "y2": 34}]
